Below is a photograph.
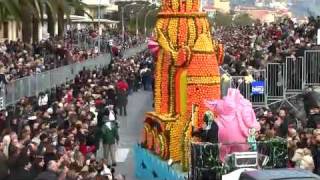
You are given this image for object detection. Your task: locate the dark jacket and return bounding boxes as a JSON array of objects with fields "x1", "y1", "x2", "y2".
[
  {"x1": 0, "y1": 153, "x2": 8, "y2": 180},
  {"x1": 97, "y1": 108, "x2": 118, "y2": 127},
  {"x1": 106, "y1": 89, "x2": 116, "y2": 105},
  {"x1": 35, "y1": 170, "x2": 58, "y2": 180},
  {"x1": 192, "y1": 122, "x2": 219, "y2": 144},
  {"x1": 312, "y1": 145, "x2": 320, "y2": 175},
  {"x1": 307, "y1": 113, "x2": 320, "y2": 129},
  {"x1": 116, "y1": 89, "x2": 128, "y2": 106},
  {"x1": 0, "y1": 74, "x2": 8, "y2": 85},
  {"x1": 7, "y1": 167, "x2": 32, "y2": 180}
]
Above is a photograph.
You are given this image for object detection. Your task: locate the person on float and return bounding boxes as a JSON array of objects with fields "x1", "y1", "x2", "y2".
[
  {"x1": 192, "y1": 110, "x2": 219, "y2": 144},
  {"x1": 191, "y1": 110, "x2": 219, "y2": 180}
]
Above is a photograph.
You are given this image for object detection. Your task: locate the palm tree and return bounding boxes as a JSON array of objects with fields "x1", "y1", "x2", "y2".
[
  {"x1": 55, "y1": 0, "x2": 89, "y2": 39},
  {"x1": 31, "y1": 0, "x2": 57, "y2": 43},
  {"x1": 0, "y1": 0, "x2": 21, "y2": 41},
  {"x1": 1, "y1": 0, "x2": 88, "y2": 43},
  {"x1": 0, "y1": 0, "x2": 39, "y2": 43},
  {"x1": 20, "y1": 0, "x2": 34, "y2": 43},
  {"x1": 0, "y1": 0, "x2": 21, "y2": 22}
]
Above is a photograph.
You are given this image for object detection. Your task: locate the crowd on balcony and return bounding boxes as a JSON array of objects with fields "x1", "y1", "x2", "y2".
[
  {"x1": 217, "y1": 16, "x2": 320, "y2": 76},
  {"x1": 0, "y1": 48, "x2": 153, "y2": 180}
]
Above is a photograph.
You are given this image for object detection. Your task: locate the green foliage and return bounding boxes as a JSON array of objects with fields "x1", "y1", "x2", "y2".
[
  {"x1": 126, "y1": 6, "x2": 159, "y2": 35},
  {"x1": 209, "y1": 11, "x2": 254, "y2": 27},
  {"x1": 145, "y1": 9, "x2": 159, "y2": 34},
  {"x1": 211, "y1": 11, "x2": 233, "y2": 27},
  {"x1": 233, "y1": 13, "x2": 254, "y2": 26},
  {"x1": 0, "y1": 0, "x2": 21, "y2": 21},
  {"x1": 0, "y1": 0, "x2": 89, "y2": 42}
]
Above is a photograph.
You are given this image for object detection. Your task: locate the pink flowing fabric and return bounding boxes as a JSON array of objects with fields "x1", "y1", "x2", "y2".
[
  {"x1": 205, "y1": 88, "x2": 260, "y2": 161},
  {"x1": 148, "y1": 38, "x2": 159, "y2": 55}
]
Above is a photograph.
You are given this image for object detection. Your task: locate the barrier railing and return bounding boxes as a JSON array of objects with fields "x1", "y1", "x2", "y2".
[
  {"x1": 266, "y1": 63, "x2": 284, "y2": 101},
  {"x1": 3, "y1": 44, "x2": 147, "y2": 106},
  {"x1": 219, "y1": 69, "x2": 267, "y2": 107},
  {"x1": 219, "y1": 67, "x2": 231, "y2": 97},
  {"x1": 304, "y1": 50, "x2": 320, "y2": 86},
  {"x1": 220, "y1": 50, "x2": 320, "y2": 108}
]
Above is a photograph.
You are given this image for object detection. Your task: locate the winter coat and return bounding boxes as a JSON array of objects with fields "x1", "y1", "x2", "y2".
[
  {"x1": 100, "y1": 122, "x2": 119, "y2": 145},
  {"x1": 35, "y1": 170, "x2": 59, "y2": 180}
]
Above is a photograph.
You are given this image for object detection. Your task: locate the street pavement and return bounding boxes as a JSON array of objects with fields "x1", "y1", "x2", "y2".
[
  {"x1": 104, "y1": 44, "x2": 150, "y2": 179},
  {"x1": 123, "y1": 44, "x2": 147, "y2": 58},
  {"x1": 115, "y1": 90, "x2": 153, "y2": 179}
]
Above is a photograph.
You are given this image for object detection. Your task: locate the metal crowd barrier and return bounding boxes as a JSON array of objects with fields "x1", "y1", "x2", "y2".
[
  {"x1": 222, "y1": 50, "x2": 320, "y2": 107},
  {"x1": 266, "y1": 63, "x2": 284, "y2": 101},
  {"x1": 285, "y1": 56, "x2": 304, "y2": 92},
  {"x1": 304, "y1": 50, "x2": 320, "y2": 86},
  {"x1": 3, "y1": 44, "x2": 147, "y2": 107},
  {"x1": 219, "y1": 67, "x2": 231, "y2": 97},
  {"x1": 220, "y1": 69, "x2": 267, "y2": 107}
]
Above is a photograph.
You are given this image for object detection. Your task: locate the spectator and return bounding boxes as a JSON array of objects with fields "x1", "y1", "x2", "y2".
[
  {"x1": 99, "y1": 120, "x2": 119, "y2": 167},
  {"x1": 35, "y1": 160, "x2": 67, "y2": 180},
  {"x1": 116, "y1": 89, "x2": 128, "y2": 116}
]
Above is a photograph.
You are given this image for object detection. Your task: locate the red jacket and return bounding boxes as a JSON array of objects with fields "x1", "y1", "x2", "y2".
[
  {"x1": 79, "y1": 144, "x2": 96, "y2": 157},
  {"x1": 65, "y1": 90, "x2": 73, "y2": 104},
  {"x1": 116, "y1": 81, "x2": 128, "y2": 91}
]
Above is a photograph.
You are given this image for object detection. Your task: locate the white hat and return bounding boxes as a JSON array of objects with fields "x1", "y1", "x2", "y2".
[
  {"x1": 108, "y1": 85, "x2": 114, "y2": 89},
  {"x1": 47, "y1": 108, "x2": 53, "y2": 114},
  {"x1": 28, "y1": 116, "x2": 37, "y2": 121},
  {"x1": 101, "y1": 164, "x2": 112, "y2": 177}
]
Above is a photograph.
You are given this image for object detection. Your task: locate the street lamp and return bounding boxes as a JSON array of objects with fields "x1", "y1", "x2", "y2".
[
  {"x1": 122, "y1": 2, "x2": 137, "y2": 41},
  {"x1": 136, "y1": 6, "x2": 147, "y2": 38},
  {"x1": 98, "y1": 0, "x2": 101, "y2": 53},
  {"x1": 144, "y1": 10, "x2": 152, "y2": 36},
  {"x1": 144, "y1": 4, "x2": 159, "y2": 36}
]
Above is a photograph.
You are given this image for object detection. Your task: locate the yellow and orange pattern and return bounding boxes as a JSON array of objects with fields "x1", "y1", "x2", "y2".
[{"x1": 142, "y1": 0, "x2": 224, "y2": 169}]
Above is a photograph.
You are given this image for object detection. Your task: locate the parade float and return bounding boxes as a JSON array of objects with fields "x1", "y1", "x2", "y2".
[
  {"x1": 135, "y1": 0, "x2": 288, "y2": 178},
  {"x1": 139, "y1": 0, "x2": 223, "y2": 171}
]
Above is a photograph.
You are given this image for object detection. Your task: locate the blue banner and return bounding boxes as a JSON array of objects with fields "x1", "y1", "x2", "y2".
[
  {"x1": 251, "y1": 81, "x2": 264, "y2": 95},
  {"x1": 134, "y1": 145, "x2": 186, "y2": 180}
]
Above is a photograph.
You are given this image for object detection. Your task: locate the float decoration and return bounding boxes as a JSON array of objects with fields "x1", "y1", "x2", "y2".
[
  {"x1": 205, "y1": 88, "x2": 261, "y2": 161},
  {"x1": 148, "y1": 38, "x2": 160, "y2": 55},
  {"x1": 141, "y1": 0, "x2": 224, "y2": 169}
]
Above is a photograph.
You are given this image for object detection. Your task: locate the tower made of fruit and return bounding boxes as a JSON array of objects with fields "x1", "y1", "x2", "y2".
[{"x1": 141, "y1": 0, "x2": 224, "y2": 170}]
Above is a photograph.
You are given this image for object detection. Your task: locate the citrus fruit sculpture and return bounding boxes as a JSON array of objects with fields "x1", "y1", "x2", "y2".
[{"x1": 142, "y1": 0, "x2": 224, "y2": 170}]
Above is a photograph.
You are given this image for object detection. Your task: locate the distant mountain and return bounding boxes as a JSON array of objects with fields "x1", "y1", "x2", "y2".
[
  {"x1": 289, "y1": 0, "x2": 320, "y2": 17},
  {"x1": 230, "y1": 0, "x2": 320, "y2": 17}
]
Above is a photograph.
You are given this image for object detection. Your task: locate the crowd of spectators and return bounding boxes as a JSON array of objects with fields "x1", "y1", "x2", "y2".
[
  {"x1": 217, "y1": 16, "x2": 320, "y2": 76},
  {"x1": 0, "y1": 38, "x2": 99, "y2": 82},
  {"x1": 214, "y1": 16, "x2": 320, "y2": 175},
  {"x1": 0, "y1": 45, "x2": 153, "y2": 180},
  {"x1": 253, "y1": 102, "x2": 320, "y2": 175},
  {"x1": 0, "y1": 28, "x2": 145, "y2": 83}
]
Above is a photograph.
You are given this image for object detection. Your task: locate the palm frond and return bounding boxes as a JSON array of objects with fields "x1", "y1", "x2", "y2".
[{"x1": 0, "y1": 0, "x2": 21, "y2": 21}]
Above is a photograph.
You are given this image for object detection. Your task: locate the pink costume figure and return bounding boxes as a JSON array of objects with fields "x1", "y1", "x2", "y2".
[{"x1": 205, "y1": 88, "x2": 260, "y2": 161}]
